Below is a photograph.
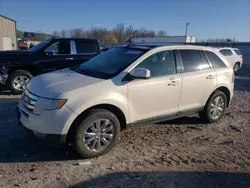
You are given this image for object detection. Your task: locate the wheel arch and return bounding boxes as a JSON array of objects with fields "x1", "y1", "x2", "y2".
[
  {"x1": 7, "y1": 67, "x2": 36, "y2": 76},
  {"x1": 66, "y1": 103, "x2": 127, "y2": 144},
  {"x1": 208, "y1": 86, "x2": 231, "y2": 107}
]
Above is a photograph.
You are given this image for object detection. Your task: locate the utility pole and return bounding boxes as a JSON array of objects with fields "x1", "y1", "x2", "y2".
[{"x1": 185, "y1": 22, "x2": 190, "y2": 36}]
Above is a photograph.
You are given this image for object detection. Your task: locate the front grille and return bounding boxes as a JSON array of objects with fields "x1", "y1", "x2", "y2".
[{"x1": 22, "y1": 90, "x2": 39, "y2": 111}]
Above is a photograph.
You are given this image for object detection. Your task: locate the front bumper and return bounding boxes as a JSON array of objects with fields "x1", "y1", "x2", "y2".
[
  {"x1": 16, "y1": 107, "x2": 67, "y2": 145},
  {"x1": 0, "y1": 74, "x2": 8, "y2": 85},
  {"x1": 17, "y1": 99, "x2": 77, "y2": 144}
]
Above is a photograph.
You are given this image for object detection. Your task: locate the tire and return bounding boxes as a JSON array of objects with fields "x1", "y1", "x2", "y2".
[
  {"x1": 233, "y1": 62, "x2": 240, "y2": 73},
  {"x1": 199, "y1": 90, "x2": 227, "y2": 123},
  {"x1": 7, "y1": 70, "x2": 33, "y2": 95},
  {"x1": 74, "y1": 109, "x2": 121, "y2": 158}
]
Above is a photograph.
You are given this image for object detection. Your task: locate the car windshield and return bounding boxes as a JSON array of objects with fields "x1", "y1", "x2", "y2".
[
  {"x1": 234, "y1": 49, "x2": 242, "y2": 55},
  {"x1": 28, "y1": 39, "x2": 51, "y2": 52},
  {"x1": 71, "y1": 47, "x2": 146, "y2": 79}
]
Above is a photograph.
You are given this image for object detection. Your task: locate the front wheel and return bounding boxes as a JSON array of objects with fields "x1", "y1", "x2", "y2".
[
  {"x1": 199, "y1": 91, "x2": 227, "y2": 123},
  {"x1": 7, "y1": 70, "x2": 33, "y2": 95},
  {"x1": 74, "y1": 109, "x2": 121, "y2": 158}
]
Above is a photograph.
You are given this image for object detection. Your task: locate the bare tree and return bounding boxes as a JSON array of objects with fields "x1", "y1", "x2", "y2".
[
  {"x1": 103, "y1": 31, "x2": 118, "y2": 43},
  {"x1": 60, "y1": 29, "x2": 69, "y2": 38},
  {"x1": 69, "y1": 28, "x2": 85, "y2": 38},
  {"x1": 90, "y1": 28, "x2": 109, "y2": 42},
  {"x1": 113, "y1": 24, "x2": 126, "y2": 43},
  {"x1": 49, "y1": 23, "x2": 167, "y2": 43},
  {"x1": 52, "y1": 31, "x2": 60, "y2": 37},
  {"x1": 125, "y1": 25, "x2": 134, "y2": 39},
  {"x1": 157, "y1": 30, "x2": 167, "y2": 37}
]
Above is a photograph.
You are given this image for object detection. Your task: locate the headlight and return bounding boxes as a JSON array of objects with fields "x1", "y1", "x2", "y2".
[
  {"x1": 33, "y1": 98, "x2": 67, "y2": 114},
  {"x1": 46, "y1": 99, "x2": 67, "y2": 110}
]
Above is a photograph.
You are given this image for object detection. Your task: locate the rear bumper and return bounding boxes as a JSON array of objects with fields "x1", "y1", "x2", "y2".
[
  {"x1": 0, "y1": 74, "x2": 8, "y2": 85},
  {"x1": 16, "y1": 107, "x2": 67, "y2": 145}
]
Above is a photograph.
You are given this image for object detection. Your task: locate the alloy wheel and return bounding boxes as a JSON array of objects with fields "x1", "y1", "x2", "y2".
[
  {"x1": 83, "y1": 119, "x2": 115, "y2": 152},
  {"x1": 210, "y1": 96, "x2": 225, "y2": 119},
  {"x1": 13, "y1": 76, "x2": 30, "y2": 91}
]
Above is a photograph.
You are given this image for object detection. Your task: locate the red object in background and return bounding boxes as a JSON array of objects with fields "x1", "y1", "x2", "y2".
[{"x1": 17, "y1": 40, "x2": 28, "y2": 50}]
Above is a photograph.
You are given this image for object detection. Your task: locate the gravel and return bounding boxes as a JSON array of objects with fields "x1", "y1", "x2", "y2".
[{"x1": 0, "y1": 71, "x2": 249, "y2": 188}]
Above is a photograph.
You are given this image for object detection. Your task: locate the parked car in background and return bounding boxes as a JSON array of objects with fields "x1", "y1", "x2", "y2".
[
  {"x1": 0, "y1": 38, "x2": 100, "y2": 94},
  {"x1": 17, "y1": 44, "x2": 234, "y2": 158},
  {"x1": 100, "y1": 44, "x2": 109, "y2": 52},
  {"x1": 17, "y1": 40, "x2": 28, "y2": 50},
  {"x1": 218, "y1": 47, "x2": 243, "y2": 73}
]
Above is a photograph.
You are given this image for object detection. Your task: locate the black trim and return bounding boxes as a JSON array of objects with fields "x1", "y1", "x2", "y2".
[
  {"x1": 127, "y1": 107, "x2": 203, "y2": 128},
  {"x1": 174, "y1": 50, "x2": 184, "y2": 73},
  {"x1": 200, "y1": 50, "x2": 213, "y2": 69},
  {"x1": 201, "y1": 51, "x2": 213, "y2": 69}
]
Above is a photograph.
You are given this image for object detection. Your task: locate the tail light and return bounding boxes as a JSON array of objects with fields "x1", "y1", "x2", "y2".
[
  {"x1": 241, "y1": 55, "x2": 243, "y2": 59},
  {"x1": 232, "y1": 71, "x2": 234, "y2": 83}
]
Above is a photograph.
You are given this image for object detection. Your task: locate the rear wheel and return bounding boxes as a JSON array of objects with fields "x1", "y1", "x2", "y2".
[
  {"x1": 199, "y1": 91, "x2": 227, "y2": 123},
  {"x1": 7, "y1": 70, "x2": 33, "y2": 95},
  {"x1": 74, "y1": 109, "x2": 120, "y2": 158}
]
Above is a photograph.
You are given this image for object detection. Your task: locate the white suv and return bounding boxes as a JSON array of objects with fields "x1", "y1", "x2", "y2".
[
  {"x1": 17, "y1": 44, "x2": 234, "y2": 158},
  {"x1": 219, "y1": 47, "x2": 243, "y2": 73}
]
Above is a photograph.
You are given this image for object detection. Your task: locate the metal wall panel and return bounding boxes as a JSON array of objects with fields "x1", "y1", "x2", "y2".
[{"x1": 0, "y1": 16, "x2": 17, "y2": 51}]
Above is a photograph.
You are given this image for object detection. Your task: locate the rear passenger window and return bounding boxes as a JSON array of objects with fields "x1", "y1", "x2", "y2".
[
  {"x1": 204, "y1": 51, "x2": 226, "y2": 68},
  {"x1": 180, "y1": 50, "x2": 204, "y2": 73},
  {"x1": 75, "y1": 41, "x2": 98, "y2": 54}
]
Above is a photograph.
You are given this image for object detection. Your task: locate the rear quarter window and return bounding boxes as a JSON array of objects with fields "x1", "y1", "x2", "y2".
[
  {"x1": 75, "y1": 40, "x2": 99, "y2": 54},
  {"x1": 219, "y1": 49, "x2": 233, "y2": 56},
  {"x1": 234, "y1": 49, "x2": 242, "y2": 55},
  {"x1": 204, "y1": 51, "x2": 227, "y2": 69}
]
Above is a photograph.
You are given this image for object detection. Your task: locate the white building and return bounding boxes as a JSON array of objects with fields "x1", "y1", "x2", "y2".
[{"x1": 0, "y1": 15, "x2": 17, "y2": 50}]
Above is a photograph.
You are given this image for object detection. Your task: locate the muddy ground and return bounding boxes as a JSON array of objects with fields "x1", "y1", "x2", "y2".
[{"x1": 0, "y1": 69, "x2": 249, "y2": 188}]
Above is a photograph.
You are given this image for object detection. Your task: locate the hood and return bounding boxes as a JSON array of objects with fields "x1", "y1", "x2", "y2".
[
  {"x1": 0, "y1": 50, "x2": 33, "y2": 63},
  {"x1": 0, "y1": 50, "x2": 33, "y2": 55},
  {"x1": 27, "y1": 68, "x2": 103, "y2": 98}
]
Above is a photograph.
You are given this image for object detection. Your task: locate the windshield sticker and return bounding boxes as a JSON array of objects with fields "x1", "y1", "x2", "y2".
[{"x1": 126, "y1": 50, "x2": 143, "y2": 55}]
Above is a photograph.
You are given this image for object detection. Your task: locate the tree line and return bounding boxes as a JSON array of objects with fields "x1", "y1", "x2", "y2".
[{"x1": 51, "y1": 24, "x2": 167, "y2": 43}]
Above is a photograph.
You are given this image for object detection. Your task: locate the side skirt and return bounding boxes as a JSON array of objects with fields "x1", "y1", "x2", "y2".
[{"x1": 127, "y1": 107, "x2": 203, "y2": 128}]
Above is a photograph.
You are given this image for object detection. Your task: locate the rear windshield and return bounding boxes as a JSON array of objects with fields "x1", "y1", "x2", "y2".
[{"x1": 234, "y1": 49, "x2": 242, "y2": 55}]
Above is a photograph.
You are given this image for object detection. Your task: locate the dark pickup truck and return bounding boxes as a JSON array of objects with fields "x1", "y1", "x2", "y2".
[{"x1": 0, "y1": 38, "x2": 100, "y2": 94}]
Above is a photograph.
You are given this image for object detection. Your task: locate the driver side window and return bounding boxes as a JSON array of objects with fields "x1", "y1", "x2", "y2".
[
  {"x1": 45, "y1": 41, "x2": 71, "y2": 55},
  {"x1": 136, "y1": 50, "x2": 177, "y2": 78},
  {"x1": 46, "y1": 42, "x2": 59, "y2": 54}
]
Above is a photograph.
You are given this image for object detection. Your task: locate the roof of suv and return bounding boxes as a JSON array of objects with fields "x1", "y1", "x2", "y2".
[
  {"x1": 218, "y1": 47, "x2": 240, "y2": 50},
  {"x1": 127, "y1": 43, "x2": 215, "y2": 51}
]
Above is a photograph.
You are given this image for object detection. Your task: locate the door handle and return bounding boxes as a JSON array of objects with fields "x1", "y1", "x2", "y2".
[
  {"x1": 206, "y1": 75, "x2": 213, "y2": 79},
  {"x1": 65, "y1": 58, "x2": 73, "y2": 60},
  {"x1": 168, "y1": 81, "x2": 179, "y2": 86}
]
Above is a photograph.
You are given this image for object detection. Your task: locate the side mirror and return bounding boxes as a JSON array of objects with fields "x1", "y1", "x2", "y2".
[
  {"x1": 130, "y1": 68, "x2": 150, "y2": 79},
  {"x1": 45, "y1": 49, "x2": 55, "y2": 55}
]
